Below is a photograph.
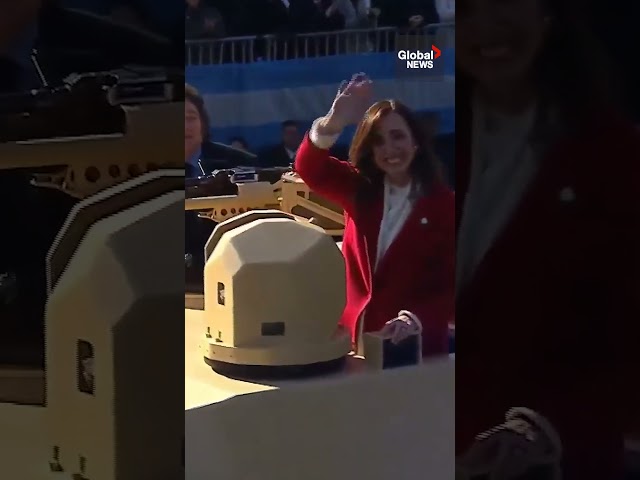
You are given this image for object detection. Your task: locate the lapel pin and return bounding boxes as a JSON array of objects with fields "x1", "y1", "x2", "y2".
[
  {"x1": 559, "y1": 187, "x2": 576, "y2": 203},
  {"x1": 420, "y1": 217, "x2": 428, "y2": 225}
]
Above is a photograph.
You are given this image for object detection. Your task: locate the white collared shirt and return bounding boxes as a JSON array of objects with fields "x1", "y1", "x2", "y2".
[
  {"x1": 375, "y1": 179, "x2": 413, "y2": 269},
  {"x1": 285, "y1": 147, "x2": 297, "y2": 160},
  {"x1": 309, "y1": 118, "x2": 413, "y2": 267}
]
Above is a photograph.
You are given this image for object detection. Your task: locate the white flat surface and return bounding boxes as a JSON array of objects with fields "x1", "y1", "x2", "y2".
[
  {"x1": 185, "y1": 308, "x2": 368, "y2": 409},
  {"x1": 185, "y1": 308, "x2": 456, "y2": 480},
  {"x1": 185, "y1": 308, "x2": 276, "y2": 409},
  {"x1": 0, "y1": 403, "x2": 50, "y2": 479}
]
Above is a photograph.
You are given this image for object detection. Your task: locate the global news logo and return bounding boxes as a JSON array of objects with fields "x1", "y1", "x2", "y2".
[{"x1": 397, "y1": 45, "x2": 442, "y2": 69}]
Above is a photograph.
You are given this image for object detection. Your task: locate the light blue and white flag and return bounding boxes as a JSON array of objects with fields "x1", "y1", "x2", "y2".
[{"x1": 186, "y1": 49, "x2": 455, "y2": 150}]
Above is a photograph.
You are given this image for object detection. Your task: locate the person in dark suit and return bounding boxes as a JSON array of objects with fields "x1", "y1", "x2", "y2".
[
  {"x1": 184, "y1": 83, "x2": 257, "y2": 177},
  {"x1": 454, "y1": 0, "x2": 640, "y2": 478},
  {"x1": 295, "y1": 73, "x2": 455, "y2": 356},
  {"x1": 289, "y1": 0, "x2": 338, "y2": 33},
  {"x1": 259, "y1": 120, "x2": 301, "y2": 168},
  {"x1": 184, "y1": 83, "x2": 256, "y2": 292}
]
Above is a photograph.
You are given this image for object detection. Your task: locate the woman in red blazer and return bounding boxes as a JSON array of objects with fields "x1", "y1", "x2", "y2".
[
  {"x1": 455, "y1": 0, "x2": 640, "y2": 478},
  {"x1": 295, "y1": 73, "x2": 455, "y2": 357}
]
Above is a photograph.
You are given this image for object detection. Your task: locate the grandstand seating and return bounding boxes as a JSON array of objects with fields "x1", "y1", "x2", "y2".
[
  {"x1": 185, "y1": 23, "x2": 455, "y2": 152},
  {"x1": 185, "y1": 23, "x2": 454, "y2": 65}
]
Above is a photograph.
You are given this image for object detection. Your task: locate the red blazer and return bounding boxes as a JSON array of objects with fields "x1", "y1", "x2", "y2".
[
  {"x1": 455, "y1": 109, "x2": 640, "y2": 479},
  {"x1": 295, "y1": 134, "x2": 455, "y2": 356}
]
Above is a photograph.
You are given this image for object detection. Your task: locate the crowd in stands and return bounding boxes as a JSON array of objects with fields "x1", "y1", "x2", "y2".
[
  {"x1": 186, "y1": 0, "x2": 455, "y2": 40},
  {"x1": 186, "y1": 0, "x2": 454, "y2": 62}
]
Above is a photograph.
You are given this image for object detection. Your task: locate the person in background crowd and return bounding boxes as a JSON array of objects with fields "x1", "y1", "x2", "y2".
[
  {"x1": 322, "y1": 0, "x2": 369, "y2": 29},
  {"x1": 435, "y1": 0, "x2": 455, "y2": 23},
  {"x1": 249, "y1": 0, "x2": 292, "y2": 36},
  {"x1": 184, "y1": 83, "x2": 256, "y2": 291},
  {"x1": 295, "y1": 73, "x2": 455, "y2": 357},
  {"x1": 184, "y1": 83, "x2": 256, "y2": 177},
  {"x1": 185, "y1": 0, "x2": 225, "y2": 39},
  {"x1": 434, "y1": 0, "x2": 455, "y2": 48},
  {"x1": 259, "y1": 120, "x2": 302, "y2": 167},
  {"x1": 209, "y1": 0, "x2": 294, "y2": 37},
  {"x1": 292, "y1": 0, "x2": 343, "y2": 33},
  {"x1": 329, "y1": 0, "x2": 376, "y2": 52},
  {"x1": 455, "y1": 0, "x2": 640, "y2": 478},
  {"x1": 308, "y1": 0, "x2": 342, "y2": 30},
  {"x1": 372, "y1": 0, "x2": 438, "y2": 30}
]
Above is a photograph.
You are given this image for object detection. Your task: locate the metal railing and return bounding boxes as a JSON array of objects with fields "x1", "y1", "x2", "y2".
[{"x1": 185, "y1": 23, "x2": 454, "y2": 65}]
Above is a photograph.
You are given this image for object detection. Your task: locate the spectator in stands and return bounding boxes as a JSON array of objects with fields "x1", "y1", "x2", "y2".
[
  {"x1": 455, "y1": 0, "x2": 640, "y2": 478},
  {"x1": 433, "y1": 0, "x2": 455, "y2": 48},
  {"x1": 248, "y1": 0, "x2": 292, "y2": 35},
  {"x1": 259, "y1": 120, "x2": 302, "y2": 167},
  {"x1": 373, "y1": 0, "x2": 438, "y2": 30},
  {"x1": 322, "y1": 0, "x2": 369, "y2": 28},
  {"x1": 229, "y1": 136, "x2": 251, "y2": 153},
  {"x1": 435, "y1": 0, "x2": 455, "y2": 23},
  {"x1": 322, "y1": 0, "x2": 376, "y2": 52},
  {"x1": 291, "y1": 0, "x2": 339, "y2": 32},
  {"x1": 312, "y1": 0, "x2": 346, "y2": 30},
  {"x1": 185, "y1": 0, "x2": 225, "y2": 39},
  {"x1": 295, "y1": 73, "x2": 454, "y2": 357}
]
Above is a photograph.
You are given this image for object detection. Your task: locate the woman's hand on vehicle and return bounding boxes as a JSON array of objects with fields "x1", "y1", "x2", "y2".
[{"x1": 379, "y1": 312, "x2": 421, "y2": 344}]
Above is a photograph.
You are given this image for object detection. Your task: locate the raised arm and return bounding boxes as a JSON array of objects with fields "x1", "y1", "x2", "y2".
[
  {"x1": 295, "y1": 118, "x2": 362, "y2": 212},
  {"x1": 295, "y1": 73, "x2": 374, "y2": 213}
]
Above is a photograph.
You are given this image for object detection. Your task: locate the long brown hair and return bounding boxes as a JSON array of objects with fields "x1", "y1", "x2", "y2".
[{"x1": 348, "y1": 100, "x2": 443, "y2": 198}]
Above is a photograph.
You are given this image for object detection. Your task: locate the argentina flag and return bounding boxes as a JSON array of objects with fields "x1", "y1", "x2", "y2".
[{"x1": 185, "y1": 47, "x2": 455, "y2": 151}]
